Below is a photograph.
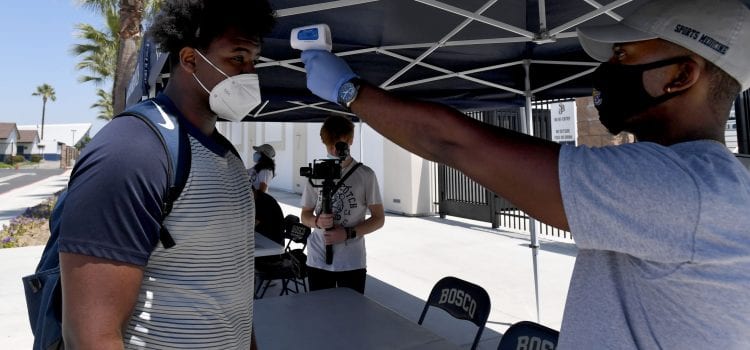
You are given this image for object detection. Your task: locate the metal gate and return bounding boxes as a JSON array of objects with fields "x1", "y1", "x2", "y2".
[{"x1": 436, "y1": 102, "x2": 572, "y2": 239}]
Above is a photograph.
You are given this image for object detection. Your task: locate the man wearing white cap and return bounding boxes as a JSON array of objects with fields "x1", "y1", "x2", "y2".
[{"x1": 299, "y1": 0, "x2": 750, "y2": 347}]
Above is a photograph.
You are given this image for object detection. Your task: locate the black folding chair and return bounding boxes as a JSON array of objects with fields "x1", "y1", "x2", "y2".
[
  {"x1": 254, "y1": 191, "x2": 285, "y2": 245},
  {"x1": 497, "y1": 321, "x2": 559, "y2": 350},
  {"x1": 418, "y1": 276, "x2": 491, "y2": 350},
  {"x1": 255, "y1": 215, "x2": 311, "y2": 299}
]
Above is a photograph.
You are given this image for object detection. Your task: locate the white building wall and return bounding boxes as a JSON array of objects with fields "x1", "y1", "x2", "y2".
[
  {"x1": 17, "y1": 142, "x2": 40, "y2": 155},
  {"x1": 0, "y1": 141, "x2": 14, "y2": 156},
  {"x1": 1, "y1": 132, "x2": 18, "y2": 156},
  {"x1": 18, "y1": 124, "x2": 91, "y2": 160},
  {"x1": 219, "y1": 119, "x2": 433, "y2": 216},
  {"x1": 382, "y1": 139, "x2": 434, "y2": 216}
]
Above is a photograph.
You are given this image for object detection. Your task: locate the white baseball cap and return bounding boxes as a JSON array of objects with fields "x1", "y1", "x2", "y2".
[
  {"x1": 253, "y1": 144, "x2": 275, "y2": 159},
  {"x1": 577, "y1": 0, "x2": 750, "y2": 90}
]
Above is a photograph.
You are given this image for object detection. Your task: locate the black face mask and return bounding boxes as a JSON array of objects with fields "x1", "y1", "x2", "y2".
[{"x1": 592, "y1": 56, "x2": 690, "y2": 134}]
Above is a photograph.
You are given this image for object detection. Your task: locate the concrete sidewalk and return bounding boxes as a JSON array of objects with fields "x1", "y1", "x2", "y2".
[
  {"x1": 0, "y1": 165, "x2": 70, "y2": 349},
  {"x1": 0, "y1": 187, "x2": 577, "y2": 349}
]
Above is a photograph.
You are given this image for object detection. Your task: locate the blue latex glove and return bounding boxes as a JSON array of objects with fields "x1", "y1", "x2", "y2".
[{"x1": 301, "y1": 50, "x2": 358, "y2": 103}]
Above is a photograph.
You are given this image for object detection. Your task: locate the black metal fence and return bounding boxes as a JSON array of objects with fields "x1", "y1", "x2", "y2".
[
  {"x1": 434, "y1": 101, "x2": 573, "y2": 240},
  {"x1": 736, "y1": 90, "x2": 750, "y2": 154}
]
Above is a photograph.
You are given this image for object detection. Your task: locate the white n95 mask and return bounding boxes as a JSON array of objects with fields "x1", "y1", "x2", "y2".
[{"x1": 192, "y1": 50, "x2": 262, "y2": 122}]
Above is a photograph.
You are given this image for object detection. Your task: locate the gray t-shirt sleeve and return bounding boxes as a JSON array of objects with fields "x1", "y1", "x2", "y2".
[{"x1": 559, "y1": 143, "x2": 699, "y2": 263}]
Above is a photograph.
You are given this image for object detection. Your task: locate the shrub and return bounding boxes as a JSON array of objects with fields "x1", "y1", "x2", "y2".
[
  {"x1": 0, "y1": 193, "x2": 60, "y2": 248},
  {"x1": 31, "y1": 154, "x2": 43, "y2": 163},
  {"x1": 12, "y1": 155, "x2": 25, "y2": 164}
]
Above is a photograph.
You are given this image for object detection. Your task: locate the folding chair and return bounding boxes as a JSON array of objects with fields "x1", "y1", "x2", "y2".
[
  {"x1": 418, "y1": 276, "x2": 491, "y2": 350},
  {"x1": 255, "y1": 215, "x2": 311, "y2": 299},
  {"x1": 254, "y1": 191, "x2": 285, "y2": 245},
  {"x1": 497, "y1": 321, "x2": 559, "y2": 350}
]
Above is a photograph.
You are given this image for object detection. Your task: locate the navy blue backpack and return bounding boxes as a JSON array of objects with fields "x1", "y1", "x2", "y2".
[{"x1": 21, "y1": 98, "x2": 191, "y2": 350}]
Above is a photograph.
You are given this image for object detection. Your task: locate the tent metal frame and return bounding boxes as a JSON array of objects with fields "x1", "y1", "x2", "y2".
[{"x1": 254, "y1": 0, "x2": 630, "y2": 129}]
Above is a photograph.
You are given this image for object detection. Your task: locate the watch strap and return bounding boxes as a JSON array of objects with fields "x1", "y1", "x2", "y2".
[
  {"x1": 339, "y1": 78, "x2": 362, "y2": 109},
  {"x1": 346, "y1": 227, "x2": 357, "y2": 240}
]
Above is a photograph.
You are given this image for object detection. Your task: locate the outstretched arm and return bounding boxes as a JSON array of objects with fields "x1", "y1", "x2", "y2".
[{"x1": 302, "y1": 51, "x2": 568, "y2": 230}]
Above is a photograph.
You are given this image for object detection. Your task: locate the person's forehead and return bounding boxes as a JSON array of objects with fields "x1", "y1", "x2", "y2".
[{"x1": 211, "y1": 27, "x2": 261, "y2": 49}]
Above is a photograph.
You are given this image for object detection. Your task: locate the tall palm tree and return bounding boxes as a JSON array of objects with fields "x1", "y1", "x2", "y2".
[
  {"x1": 73, "y1": 2, "x2": 118, "y2": 118},
  {"x1": 72, "y1": 19, "x2": 118, "y2": 85},
  {"x1": 112, "y1": 0, "x2": 145, "y2": 114},
  {"x1": 76, "y1": 0, "x2": 161, "y2": 115},
  {"x1": 32, "y1": 84, "x2": 56, "y2": 140},
  {"x1": 91, "y1": 88, "x2": 114, "y2": 121}
]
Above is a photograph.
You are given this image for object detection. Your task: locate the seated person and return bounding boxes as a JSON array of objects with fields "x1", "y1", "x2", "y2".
[{"x1": 254, "y1": 190, "x2": 284, "y2": 245}]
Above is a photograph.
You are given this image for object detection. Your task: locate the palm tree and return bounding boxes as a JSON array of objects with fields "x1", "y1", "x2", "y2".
[
  {"x1": 91, "y1": 88, "x2": 114, "y2": 121},
  {"x1": 75, "y1": 0, "x2": 161, "y2": 115},
  {"x1": 113, "y1": 0, "x2": 162, "y2": 114},
  {"x1": 112, "y1": 0, "x2": 145, "y2": 114},
  {"x1": 73, "y1": 2, "x2": 118, "y2": 117},
  {"x1": 32, "y1": 84, "x2": 56, "y2": 140},
  {"x1": 72, "y1": 20, "x2": 118, "y2": 85}
]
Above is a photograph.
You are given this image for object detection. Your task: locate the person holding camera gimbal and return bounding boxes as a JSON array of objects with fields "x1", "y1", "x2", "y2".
[{"x1": 301, "y1": 115, "x2": 384, "y2": 294}]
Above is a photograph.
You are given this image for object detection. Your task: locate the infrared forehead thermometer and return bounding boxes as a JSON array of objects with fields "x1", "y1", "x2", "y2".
[{"x1": 290, "y1": 24, "x2": 332, "y2": 52}]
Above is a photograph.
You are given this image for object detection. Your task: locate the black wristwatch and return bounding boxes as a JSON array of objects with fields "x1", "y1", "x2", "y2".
[
  {"x1": 345, "y1": 227, "x2": 357, "y2": 240},
  {"x1": 337, "y1": 78, "x2": 362, "y2": 109}
]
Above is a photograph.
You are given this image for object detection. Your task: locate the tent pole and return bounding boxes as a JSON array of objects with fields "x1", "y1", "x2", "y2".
[
  {"x1": 523, "y1": 59, "x2": 542, "y2": 323},
  {"x1": 359, "y1": 120, "x2": 364, "y2": 162}
]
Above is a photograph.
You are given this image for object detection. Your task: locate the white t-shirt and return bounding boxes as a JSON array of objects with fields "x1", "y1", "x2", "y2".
[
  {"x1": 301, "y1": 159, "x2": 382, "y2": 271},
  {"x1": 248, "y1": 167, "x2": 273, "y2": 191},
  {"x1": 558, "y1": 140, "x2": 750, "y2": 349}
]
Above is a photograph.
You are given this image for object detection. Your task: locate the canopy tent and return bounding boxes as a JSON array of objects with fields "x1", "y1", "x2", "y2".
[
  {"x1": 130, "y1": 0, "x2": 750, "y2": 125},
  {"x1": 127, "y1": 0, "x2": 750, "y2": 322},
  {"x1": 253, "y1": 0, "x2": 651, "y2": 123}
]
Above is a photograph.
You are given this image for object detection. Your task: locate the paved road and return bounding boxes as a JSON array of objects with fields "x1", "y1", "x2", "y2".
[
  {"x1": 0, "y1": 169, "x2": 71, "y2": 229},
  {"x1": 0, "y1": 169, "x2": 67, "y2": 195}
]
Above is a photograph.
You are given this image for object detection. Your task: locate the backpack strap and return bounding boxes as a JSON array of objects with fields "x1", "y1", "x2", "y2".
[{"x1": 114, "y1": 99, "x2": 191, "y2": 249}]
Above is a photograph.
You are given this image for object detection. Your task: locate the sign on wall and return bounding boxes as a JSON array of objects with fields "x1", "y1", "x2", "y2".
[{"x1": 551, "y1": 101, "x2": 577, "y2": 145}]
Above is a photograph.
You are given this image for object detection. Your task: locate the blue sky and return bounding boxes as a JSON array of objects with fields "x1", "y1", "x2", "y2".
[{"x1": 0, "y1": 1, "x2": 107, "y2": 134}]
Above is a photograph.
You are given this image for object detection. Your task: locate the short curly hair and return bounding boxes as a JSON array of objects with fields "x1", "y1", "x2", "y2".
[
  {"x1": 320, "y1": 115, "x2": 355, "y2": 146},
  {"x1": 147, "y1": 0, "x2": 276, "y2": 57}
]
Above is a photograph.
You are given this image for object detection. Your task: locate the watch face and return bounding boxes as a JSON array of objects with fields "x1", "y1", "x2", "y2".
[{"x1": 339, "y1": 82, "x2": 356, "y2": 104}]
